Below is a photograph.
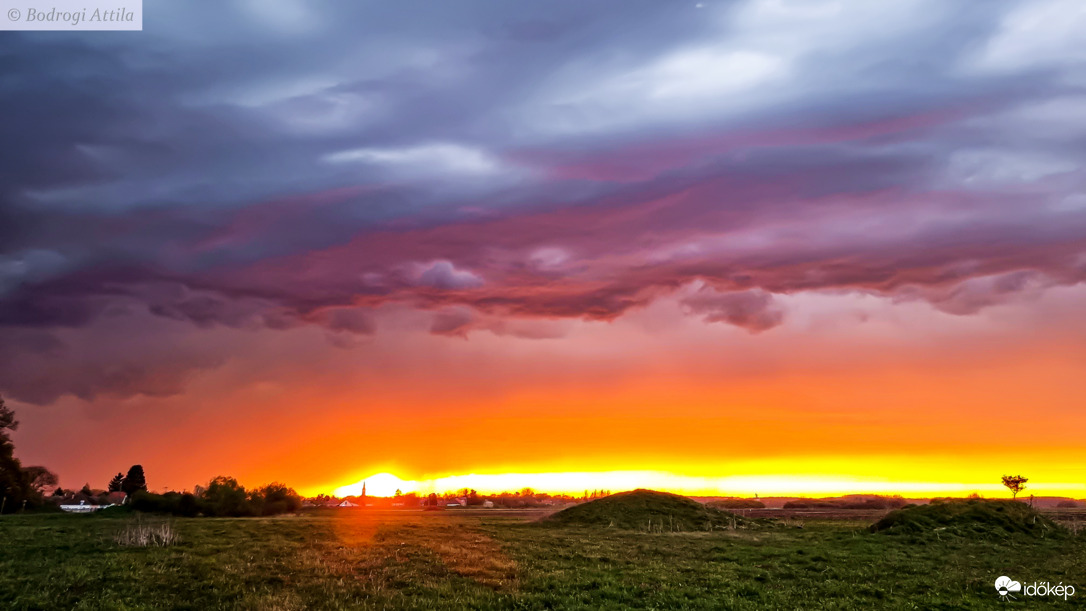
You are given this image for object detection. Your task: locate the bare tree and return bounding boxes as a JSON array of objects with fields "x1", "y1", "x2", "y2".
[{"x1": 1002, "y1": 474, "x2": 1028, "y2": 499}]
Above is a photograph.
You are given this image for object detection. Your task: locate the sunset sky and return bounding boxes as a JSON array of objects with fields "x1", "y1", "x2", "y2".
[{"x1": 2, "y1": 0, "x2": 1085, "y2": 498}]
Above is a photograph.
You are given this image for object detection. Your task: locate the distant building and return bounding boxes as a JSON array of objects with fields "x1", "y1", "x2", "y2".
[
  {"x1": 483, "y1": 500, "x2": 494, "y2": 508},
  {"x1": 337, "y1": 499, "x2": 359, "y2": 507},
  {"x1": 59, "y1": 500, "x2": 103, "y2": 513}
]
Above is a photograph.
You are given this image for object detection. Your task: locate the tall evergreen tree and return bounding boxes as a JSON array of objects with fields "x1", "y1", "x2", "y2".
[
  {"x1": 108, "y1": 472, "x2": 125, "y2": 492},
  {"x1": 121, "y1": 464, "x2": 147, "y2": 495}
]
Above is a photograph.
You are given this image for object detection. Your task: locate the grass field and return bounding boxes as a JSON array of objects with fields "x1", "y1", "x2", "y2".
[{"x1": 1, "y1": 508, "x2": 1083, "y2": 609}]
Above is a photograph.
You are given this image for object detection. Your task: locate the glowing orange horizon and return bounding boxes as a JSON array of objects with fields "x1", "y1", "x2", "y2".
[
  {"x1": 16, "y1": 291, "x2": 1084, "y2": 501},
  {"x1": 316, "y1": 464, "x2": 1086, "y2": 499}
]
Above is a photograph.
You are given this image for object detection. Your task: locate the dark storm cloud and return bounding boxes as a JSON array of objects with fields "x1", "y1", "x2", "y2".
[{"x1": 2, "y1": 0, "x2": 1086, "y2": 403}]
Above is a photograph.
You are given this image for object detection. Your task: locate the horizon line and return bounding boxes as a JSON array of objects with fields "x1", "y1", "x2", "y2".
[{"x1": 316, "y1": 470, "x2": 1086, "y2": 499}]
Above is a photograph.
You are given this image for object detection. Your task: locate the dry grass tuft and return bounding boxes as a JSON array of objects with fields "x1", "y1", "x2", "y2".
[{"x1": 113, "y1": 517, "x2": 181, "y2": 547}]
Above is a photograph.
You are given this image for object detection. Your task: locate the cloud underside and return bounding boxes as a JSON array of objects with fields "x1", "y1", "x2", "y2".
[{"x1": 2, "y1": 0, "x2": 1086, "y2": 404}]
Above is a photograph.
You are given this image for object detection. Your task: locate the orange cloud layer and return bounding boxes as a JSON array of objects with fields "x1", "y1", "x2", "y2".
[{"x1": 9, "y1": 288, "x2": 1085, "y2": 498}]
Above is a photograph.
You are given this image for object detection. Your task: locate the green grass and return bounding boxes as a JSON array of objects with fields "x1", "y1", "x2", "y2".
[
  {"x1": 871, "y1": 498, "x2": 1064, "y2": 539},
  {"x1": 540, "y1": 489, "x2": 758, "y2": 532},
  {"x1": 1, "y1": 509, "x2": 1084, "y2": 609}
]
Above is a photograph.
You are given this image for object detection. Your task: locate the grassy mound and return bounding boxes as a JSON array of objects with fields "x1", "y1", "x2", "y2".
[
  {"x1": 707, "y1": 498, "x2": 766, "y2": 510},
  {"x1": 871, "y1": 499, "x2": 1064, "y2": 539},
  {"x1": 541, "y1": 489, "x2": 755, "y2": 532}
]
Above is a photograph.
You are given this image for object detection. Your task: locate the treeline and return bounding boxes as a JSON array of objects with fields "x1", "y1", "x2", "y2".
[
  {"x1": 479, "y1": 488, "x2": 613, "y2": 508},
  {"x1": 127, "y1": 476, "x2": 301, "y2": 517},
  {"x1": 316, "y1": 487, "x2": 612, "y2": 509}
]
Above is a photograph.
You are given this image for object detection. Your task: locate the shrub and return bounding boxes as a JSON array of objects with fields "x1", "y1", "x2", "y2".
[
  {"x1": 128, "y1": 478, "x2": 302, "y2": 517},
  {"x1": 130, "y1": 491, "x2": 203, "y2": 516}
]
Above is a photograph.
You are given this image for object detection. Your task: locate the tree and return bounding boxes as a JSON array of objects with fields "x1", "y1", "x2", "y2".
[
  {"x1": 198, "y1": 476, "x2": 251, "y2": 516},
  {"x1": 251, "y1": 482, "x2": 302, "y2": 516},
  {"x1": 121, "y1": 464, "x2": 147, "y2": 495},
  {"x1": 0, "y1": 395, "x2": 16, "y2": 444},
  {"x1": 1002, "y1": 474, "x2": 1028, "y2": 499},
  {"x1": 80, "y1": 483, "x2": 93, "y2": 496},
  {"x1": 21, "y1": 466, "x2": 58, "y2": 498},
  {"x1": 0, "y1": 394, "x2": 26, "y2": 514},
  {"x1": 108, "y1": 472, "x2": 125, "y2": 492},
  {"x1": 0, "y1": 397, "x2": 60, "y2": 513}
]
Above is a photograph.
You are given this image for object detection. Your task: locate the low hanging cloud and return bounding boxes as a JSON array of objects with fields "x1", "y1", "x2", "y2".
[
  {"x1": 429, "y1": 307, "x2": 476, "y2": 338},
  {"x1": 0, "y1": 320, "x2": 229, "y2": 405},
  {"x1": 680, "y1": 287, "x2": 785, "y2": 333},
  {"x1": 313, "y1": 307, "x2": 376, "y2": 335},
  {"x1": 906, "y1": 270, "x2": 1051, "y2": 316}
]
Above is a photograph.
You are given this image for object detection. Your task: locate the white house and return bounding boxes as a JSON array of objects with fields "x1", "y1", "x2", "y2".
[
  {"x1": 337, "y1": 499, "x2": 359, "y2": 507},
  {"x1": 59, "y1": 500, "x2": 106, "y2": 513}
]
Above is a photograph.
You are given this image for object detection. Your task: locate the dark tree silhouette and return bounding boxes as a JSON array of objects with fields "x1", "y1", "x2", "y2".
[
  {"x1": 1, "y1": 396, "x2": 60, "y2": 512},
  {"x1": 198, "y1": 475, "x2": 250, "y2": 516},
  {"x1": 108, "y1": 473, "x2": 125, "y2": 492},
  {"x1": 1002, "y1": 474, "x2": 1028, "y2": 499},
  {"x1": 80, "y1": 483, "x2": 93, "y2": 496},
  {"x1": 0, "y1": 395, "x2": 16, "y2": 444},
  {"x1": 0, "y1": 394, "x2": 26, "y2": 513},
  {"x1": 251, "y1": 482, "x2": 302, "y2": 516},
  {"x1": 122, "y1": 464, "x2": 148, "y2": 495},
  {"x1": 22, "y1": 466, "x2": 58, "y2": 498}
]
